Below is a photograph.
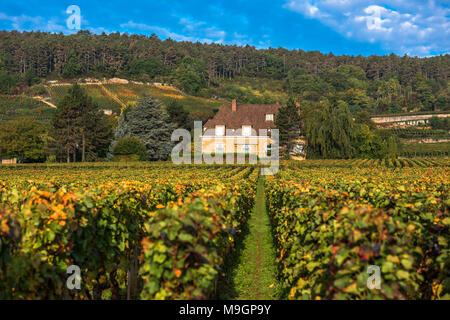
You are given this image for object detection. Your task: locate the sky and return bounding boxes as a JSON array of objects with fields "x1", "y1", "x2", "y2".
[{"x1": 0, "y1": 0, "x2": 448, "y2": 57}]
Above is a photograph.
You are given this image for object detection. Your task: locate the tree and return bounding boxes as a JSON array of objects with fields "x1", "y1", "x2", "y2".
[
  {"x1": 174, "y1": 57, "x2": 206, "y2": 95},
  {"x1": 385, "y1": 136, "x2": 398, "y2": 159},
  {"x1": 305, "y1": 99, "x2": 356, "y2": 159},
  {"x1": 166, "y1": 100, "x2": 192, "y2": 131},
  {"x1": 112, "y1": 136, "x2": 147, "y2": 161},
  {"x1": 377, "y1": 78, "x2": 401, "y2": 103},
  {"x1": 286, "y1": 70, "x2": 329, "y2": 101},
  {"x1": 83, "y1": 113, "x2": 114, "y2": 161},
  {"x1": 62, "y1": 55, "x2": 82, "y2": 78},
  {"x1": 23, "y1": 69, "x2": 40, "y2": 86},
  {"x1": 389, "y1": 101, "x2": 402, "y2": 113},
  {"x1": 0, "y1": 56, "x2": 18, "y2": 94},
  {"x1": 52, "y1": 87, "x2": 81, "y2": 162},
  {"x1": 52, "y1": 83, "x2": 113, "y2": 162},
  {"x1": 354, "y1": 111, "x2": 376, "y2": 130},
  {"x1": 429, "y1": 117, "x2": 450, "y2": 130},
  {"x1": 354, "y1": 124, "x2": 388, "y2": 159},
  {"x1": 129, "y1": 57, "x2": 164, "y2": 79},
  {"x1": 435, "y1": 91, "x2": 450, "y2": 111},
  {"x1": 111, "y1": 95, "x2": 176, "y2": 161},
  {"x1": 343, "y1": 89, "x2": 372, "y2": 113},
  {"x1": 414, "y1": 73, "x2": 434, "y2": 110},
  {"x1": 275, "y1": 97, "x2": 302, "y2": 155},
  {"x1": 0, "y1": 119, "x2": 52, "y2": 162},
  {"x1": 325, "y1": 65, "x2": 367, "y2": 92}
]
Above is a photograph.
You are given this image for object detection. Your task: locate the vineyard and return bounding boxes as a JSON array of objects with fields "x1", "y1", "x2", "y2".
[
  {"x1": 266, "y1": 163, "x2": 449, "y2": 299},
  {"x1": 399, "y1": 143, "x2": 450, "y2": 158},
  {"x1": 382, "y1": 128, "x2": 450, "y2": 140},
  {"x1": 0, "y1": 160, "x2": 449, "y2": 300},
  {"x1": 47, "y1": 83, "x2": 223, "y2": 120},
  {"x1": 0, "y1": 95, "x2": 54, "y2": 123},
  {"x1": 48, "y1": 85, "x2": 123, "y2": 113}
]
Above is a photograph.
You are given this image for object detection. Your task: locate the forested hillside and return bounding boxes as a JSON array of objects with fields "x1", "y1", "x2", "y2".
[{"x1": 0, "y1": 30, "x2": 449, "y2": 114}]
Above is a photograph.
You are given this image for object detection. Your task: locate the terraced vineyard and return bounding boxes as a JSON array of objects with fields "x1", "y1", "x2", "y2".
[
  {"x1": 47, "y1": 83, "x2": 223, "y2": 119},
  {"x1": 0, "y1": 95, "x2": 54, "y2": 123},
  {"x1": 48, "y1": 85, "x2": 123, "y2": 113},
  {"x1": 0, "y1": 160, "x2": 448, "y2": 300}
]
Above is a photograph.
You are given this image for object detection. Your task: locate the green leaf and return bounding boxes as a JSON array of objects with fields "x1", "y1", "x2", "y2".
[
  {"x1": 400, "y1": 259, "x2": 413, "y2": 270},
  {"x1": 178, "y1": 233, "x2": 194, "y2": 242},
  {"x1": 396, "y1": 270, "x2": 409, "y2": 280},
  {"x1": 336, "y1": 249, "x2": 349, "y2": 266},
  {"x1": 442, "y1": 217, "x2": 450, "y2": 226},
  {"x1": 154, "y1": 253, "x2": 166, "y2": 264},
  {"x1": 382, "y1": 261, "x2": 394, "y2": 273},
  {"x1": 306, "y1": 261, "x2": 320, "y2": 272}
]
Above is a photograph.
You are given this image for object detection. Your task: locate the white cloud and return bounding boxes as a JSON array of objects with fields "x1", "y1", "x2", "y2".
[
  {"x1": 0, "y1": 11, "x2": 111, "y2": 35},
  {"x1": 285, "y1": 1, "x2": 329, "y2": 18},
  {"x1": 120, "y1": 20, "x2": 228, "y2": 44},
  {"x1": 179, "y1": 17, "x2": 205, "y2": 31},
  {"x1": 233, "y1": 32, "x2": 247, "y2": 39},
  {"x1": 0, "y1": 12, "x2": 70, "y2": 33},
  {"x1": 177, "y1": 16, "x2": 226, "y2": 42},
  {"x1": 204, "y1": 27, "x2": 226, "y2": 39},
  {"x1": 355, "y1": 5, "x2": 392, "y2": 32},
  {"x1": 283, "y1": 0, "x2": 450, "y2": 56},
  {"x1": 121, "y1": 15, "x2": 230, "y2": 45}
]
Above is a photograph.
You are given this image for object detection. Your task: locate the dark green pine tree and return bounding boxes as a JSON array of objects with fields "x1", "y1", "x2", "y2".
[
  {"x1": 274, "y1": 96, "x2": 302, "y2": 155},
  {"x1": 62, "y1": 54, "x2": 82, "y2": 78},
  {"x1": 111, "y1": 95, "x2": 177, "y2": 161},
  {"x1": 52, "y1": 83, "x2": 113, "y2": 162},
  {"x1": 166, "y1": 100, "x2": 192, "y2": 131},
  {"x1": 52, "y1": 85, "x2": 82, "y2": 162}
]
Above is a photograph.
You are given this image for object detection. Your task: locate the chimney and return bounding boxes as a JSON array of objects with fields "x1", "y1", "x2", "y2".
[{"x1": 232, "y1": 99, "x2": 237, "y2": 112}]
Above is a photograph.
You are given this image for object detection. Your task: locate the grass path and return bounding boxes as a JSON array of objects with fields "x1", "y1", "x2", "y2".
[{"x1": 218, "y1": 176, "x2": 281, "y2": 300}]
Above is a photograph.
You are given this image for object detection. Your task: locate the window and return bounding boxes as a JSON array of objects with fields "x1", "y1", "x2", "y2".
[
  {"x1": 215, "y1": 125, "x2": 225, "y2": 136},
  {"x1": 215, "y1": 143, "x2": 225, "y2": 154},
  {"x1": 242, "y1": 125, "x2": 252, "y2": 136},
  {"x1": 266, "y1": 143, "x2": 272, "y2": 157},
  {"x1": 266, "y1": 114, "x2": 274, "y2": 121},
  {"x1": 242, "y1": 144, "x2": 251, "y2": 154}
]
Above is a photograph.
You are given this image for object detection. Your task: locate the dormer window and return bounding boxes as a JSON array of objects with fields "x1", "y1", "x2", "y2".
[
  {"x1": 242, "y1": 125, "x2": 251, "y2": 137},
  {"x1": 266, "y1": 114, "x2": 274, "y2": 121},
  {"x1": 215, "y1": 125, "x2": 225, "y2": 136}
]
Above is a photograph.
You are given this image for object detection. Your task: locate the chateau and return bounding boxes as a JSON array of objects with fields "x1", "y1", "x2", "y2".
[{"x1": 201, "y1": 99, "x2": 280, "y2": 156}]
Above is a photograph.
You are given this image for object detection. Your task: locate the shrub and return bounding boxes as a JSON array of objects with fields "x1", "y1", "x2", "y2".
[{"x1": 112, "y1": 136, "x2": 147, "y2": 161}]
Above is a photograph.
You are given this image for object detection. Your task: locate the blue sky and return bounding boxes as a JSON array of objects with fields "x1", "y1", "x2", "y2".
[{"x1": 0, "y1": 0, "x2": 448, "y2": 57}]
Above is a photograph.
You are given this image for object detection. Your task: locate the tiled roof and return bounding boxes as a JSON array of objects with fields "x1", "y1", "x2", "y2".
[{"x1": 204, "y1": 102, "x2": 280, "y2": 131}]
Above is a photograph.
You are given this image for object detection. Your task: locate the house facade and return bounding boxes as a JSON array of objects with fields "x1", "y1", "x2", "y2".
[
  {"x1": 1, "y1": 158, "x2": 17, "y2": 165},
  {"x1": 201, "y1": 100, "x2": 280, "y2": 157}
]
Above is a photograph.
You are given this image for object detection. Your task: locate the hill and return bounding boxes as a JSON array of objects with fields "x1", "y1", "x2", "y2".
[
  {"x1": 0, "y1": 95, "x2": 54, "y2": 123},
  {"x1": 1, "y1": 80, "x2": 225, "y2": 124},
  {"x1": 0, "y1": 31, "x2": 448, "y2": 116}
]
